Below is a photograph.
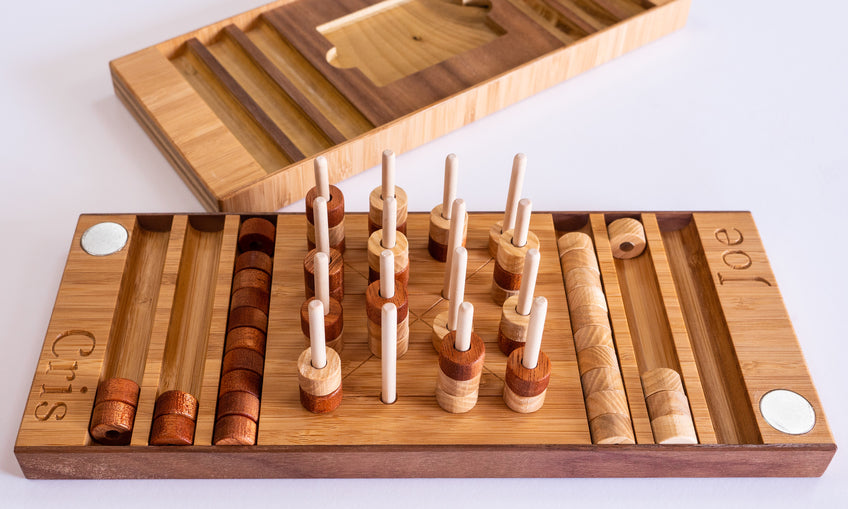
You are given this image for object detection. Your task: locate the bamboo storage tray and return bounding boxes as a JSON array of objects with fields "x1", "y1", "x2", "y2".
[
  {"x1": 111, "y1": 0, "x2": 691, "y2": 211},
  {"x1": 15, "y1": 211, "x2": 835, "y2": 478}
]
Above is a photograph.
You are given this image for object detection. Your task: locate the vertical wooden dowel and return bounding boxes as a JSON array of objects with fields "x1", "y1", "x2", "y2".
[
  {"x1": 455, "y1": 302, "x2": 474, "y2": 352},
  {"x1": 314, "y1": 156, "x2": 330, "y2": 201},
  {"x1": 442, "y1": 154, "x2": 458, "y2": 220},
  {"x1": 442, "y1": 198, "x2": 466, "y2": 298},
  {"x1": 516, "y1": 248, "x2": 540, "y2": 316},
  {"x1": 314, "y1": 251, "x2": 330, "y2": 316},
  {"x1": 382, "y1": 196, "x2": 397, "y2": 249},
  {"x1": 308, "y1": 300, "x2": 327, "y2": 369},
  {"x1": 380, "y1": 250, "x2": 395, "y2": 299},
  {"x1": 502, "y1": 153, "x2": 526, "y2": 233},
  {"x1": 447, "y1": 247, "x2": 467, "y2": 331},
  {"x1": 382, "y1": 149, "x2": 395, "y2": 200},
  {"x1": 313, "y1": 196, "x2": 330, "y2": 255},
  {"x1": 381, "y1": 303, "x2": 397, "y2": 404},
  {"x1": 513, "y1": 198, "x2": 532, "y2": 247},
  {"x1": 523, "y1": 296, "x2": 547, "y2": 369}
]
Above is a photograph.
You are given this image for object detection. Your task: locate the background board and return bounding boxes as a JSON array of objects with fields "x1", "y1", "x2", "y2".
[{"x1": 0, "y1": 0, "x2": 845, "y2": 506}]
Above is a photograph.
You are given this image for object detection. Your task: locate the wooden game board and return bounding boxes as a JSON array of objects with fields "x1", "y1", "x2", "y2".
[
  {"x1": 110, "y1": 0, "x2": 691, "y2": 211},
  {"x1": 14, "y1": 212, "x2": 835, "y2": 478}
]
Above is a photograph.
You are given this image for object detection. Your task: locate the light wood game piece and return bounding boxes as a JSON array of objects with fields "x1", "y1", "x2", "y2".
[
  {"x1": 503, "y1": 297, "x2": 551, "y2": 413},
  {"x1": 503, "y1": 385, "x2": 546, "y2": 414},
  {"x1": 312, "y1": 196, "x2": 331, "y2": 255},
  {"x1": 576, "y1": 345, "x2": 619, "y2": 376},
  {"x1": 307, "y1": 217, "x2": 346, "y2": 254},
  {"x1": 491, "y1": 220, "x2": 541, "y2": 305},
  {"x1": 149, "y1": 390, "x2": 199, "y2": 446},
  {"x1": 234, "y1": 250, "x2": 272, "y2": 276},
  {"x1": 381, "y1": 303, "x2": 397, "y2": 404},
  {"x1": 428, "y1": 155, "x2": 467, "y2": 261},
  {"x1": 589, "y1": 413, "x2": 636, "y2": 444},
  {"x1": 556, "y1": 231, "x2": 593, "y2": 255},
  {"x1": 368, "y1": 150, "x2": 408, "y2": 235},
  {"x1": 436, "y1": 304, "x2": 485, "y2": 414},
  {"x1": 89, "y1": 378, "x2": 140, "y2": 445},
  {"x1": 566, "y1": 285, "x2": 607, "y2": 312},
  {"x1": 646, "y1": 390, "x2": 692, "y2": 419},
  {"x1": 437, "y1": 370, "x2": 482, "y2": 398},
  {"x1": 296, "y1": 347, "x2": 342, "y2": 397},
  {"x1": 564, "y1": 267, "x2": 602, "y2": 293},
  {"x1": 581, "y1": 367, "x2": 625, "y2": 397},
  {"x1": 213, "y1": 415, "x2": 257, "y2": 445},
  {"x1": 303, "y1": 248, "x2": 344, "y2": 302},
  {"x1": 497, "y1": 295, "x2": 531, "y2": 355},
  {"x1": 367, "y1": 229, "x2": 409, "y2": 287},
  {"x1": 560, "y1": 248, "x2": 600, "y2": 276},
  {"x1": 225, "y1": 327, "x2": 266, "y2": 357},
  {"x1": 608, "y1": 217, "x2": 647, "y2": 259},
  {"x1": 441, "y1": 199, "x2": 467, "y2": 298},
  {"x1": 300, "y1": 297, "x2": 344, "y2": 353},
  {"x1": 641, "y1": 367, "x2": 685, "y2": 397},
  {"x1": 572, "y1": 325, "x2": 615, "y2": 352},
  {"x1": 585, "y1": 389, "x2": 630, "y2": 420},
  {"x1": 431, "y1": 246, "x2": 466, "y2": 349},
  {"x1": 489, "y1": 154, "x2": 526, "y2": 257},
  {"x1": 515, "y1": 249, "x2": 540, "y2": 315},
  {"x1": 569, "y1": 304, "x2": 610, "y2": 332},
  {"x1": 650, "y1": 414, "x2": 698, "y2": 444},
  {"x1": 314, "y1": 155, "x2": 330, "y2": 200},
  {"x1": 238, "y1": 217, "x2": 276, "y2": 256}
]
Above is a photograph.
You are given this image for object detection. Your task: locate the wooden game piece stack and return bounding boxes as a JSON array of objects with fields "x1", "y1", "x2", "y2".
[
  {"x1": 428, "y1": 154, "x2": 467, "y2": 261},
  {"x1": 306, "y1": 157, "x2": 346, "y2": 253},
  {"x1": 492, "y1": 199, "x2": 540, "y2": 305},
  {"x1": 607, "y1": 218, "x2": 647, "y2": 258},
  {"x1": 301, "y1": 252, "x2": 344, "y2": 352},
  {"x1": 367, "y1": 195, "x2": 410, "y2": 288},
  {"x1": 381, "y1": 303, "x2": 398, "y2": 405},
  {"x1": 489, "y1": 154, "x2": 526, "y2": 257},
  {"x1": 366, "y1": 251, "x2": 409, "y2": 357},
  {"x1": 432, "y1": 246, "x2": 467, "y2": 349},
  {"x1": 642, "y1": 368, "x2": 698, "y2": 444},
  {"x1": 369, "y1": 150, "x2": 408, "y2": 235},
  {"x1": 297, "y1": 300, "x2": 343, "y2": 414},
  {"x1": 557, "y1": 231, "x2": 635, "y2": 444},
  {"x1": 497, "y1": 249, "x2": 541, "y2": 355},
  {"x1": 304, "y1": 197, "x2": 344, "y2": 302},
  {"x1": 213, "y1": 217, "x2": 275, "y2": 445},
  {"x1": 435, "y1": 302, "x2": 485, "y2": 414},
  {"x1": 89, "y1": 378, "x2": 140, "y2": 445},
  {"x1": 503, "y1": 297, "x2": 552, "y2": 413}
]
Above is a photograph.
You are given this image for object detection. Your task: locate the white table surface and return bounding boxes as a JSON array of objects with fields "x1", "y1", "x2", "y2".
[{"x1": 1, "y1": 0, "x2": 845, "y2": 506}]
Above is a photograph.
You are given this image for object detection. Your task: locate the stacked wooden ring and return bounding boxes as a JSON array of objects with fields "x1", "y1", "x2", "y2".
[
  {"x1": 305, "y1": 186, "x2": 345, "y2": 253},
  {"x1": 368, "y1": 186, "x2": 408, "y2": 236},
  {"x1": 491, "y1": 229, "x2": 540, "y2": 305},
  {"x1": 89, "y1": 377, "x2": 140, "y2": 445},
  {"x1": 428, "y1": 204, "x2": 468, "y2": 262},
  {"x1": 300, "y1": 296, "x2": 344, "y2": 353},
  {"x1": 504, "y1": 346, "x2": 551, "y2": 413},
  {"x1": 558, "y1": 232, "x2": 635, "y2": 444},
  {"x1": 607, "y1": 217, "x2": 647, "y2": 259},
  {"x1": 365, "y1": 279, "x2": 409, "y2": 358},
  {"x1": 213, "y1": 217, "x2": 275, "y2": 445},
  {"x1": 497, "y1": 295, "x2": 531, "y2": 355},
  {"x1": 303, "y1": 248, "x2": 344, "y2": 302},
  {"x1": 297, "y1": 346, "x2": 343, "y2": 413},
  {"x1": 150, "y1": 390, "x2": 199, "y2": 446},
  {"x1": 367, "y1": 230, "x2": 409, "y2": 288},
  {"x1": 436, "y1": 331, "x2": 485, "y2": 414},
  {"x1": 641, "y1": 368, "x2": 698, "y2": 444}
]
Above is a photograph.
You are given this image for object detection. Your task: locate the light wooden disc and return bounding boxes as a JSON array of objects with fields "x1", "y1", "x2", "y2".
[
  {"x1": 367, "y1": 316, "x2": 410, "y2": 358},
  {"x1": 498, "y1": 295, "x2": 531, "y2": 350},
  {"x1": 435, "y1": 385, "x2": 478, "y2": 414},
  {"x1": 646, "y1": 390, "x2": 693, "y2": 420},
  {"x1": 368, "y1": 186, "x2": 409, "y2": 226},
  {"x1": 307, "y1": 218, "x2": 345, "y2": 247},
  {"x1": 570, "y1": 304, "x2": 610, "y2": 332},
  {"x1": 488, "y1": 220, "x2": 503, "y2": 258},
  {"x1": 565, "y1": 267, "x2": 602, "y2": 293},
  {"x1": 437, "y1": 370, "x2": 481, "y2": 398},
  {"x1": 585, "y1": 389, "x2": 629, "y2": 420},
  {"x1": 576, "y1": 345, "x2": 619, "y2": 375},
  {"x1": 429, "y1": 205, "x2": 468, "y2": 246},
  {"x1": 581, "y1": 367, "x2": 625, "y2": 397},
  {"x1": 503, "y1": 385, "x2": 547, "y2": 414},
  {"x1": 297, "y1": 347, "x2": 342, "y2": 397},
  {"x1": 650, "y1": 413, "x2": 698, "y2": 444},
  {"x1": 567, "y1": 285, "x2": 608, "y2": 312},
  {"x1": 589, "y1": 413, "x2": 635, "y2": 444},
  {"x1": 573, "y1": 325, "x2": 614, "y2": 352},
  {"x1": 496, "y1": 229, "x2": 541, "y2": 273},
  {"x1": 641, "y1": 367, "x2": 684, "y2": 397},
  {"x1": 367, "y1": 230, "x2": 409, "y2": 273},
  {"x1": 608, "y1": 218, "x2": 647, "y2": 259},
  {"x1": 556, "y1": 231, "x2": 593, "y2": 255},
  {"x1": 560, "y1": 248, "x2": 600, "y2": 276},
  {"x1": 431, "y1": 310, "x2": 450, "y2": 351}
]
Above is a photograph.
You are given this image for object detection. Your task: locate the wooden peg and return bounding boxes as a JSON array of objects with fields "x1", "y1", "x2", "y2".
[
  {"x1": 300, "y1": 296, "x2": 344, "y2": 353},
  {"x1": 308, "y1": 300, "x2": 327, "y2": 369},
  {"x1": 238, "y1": 217, "x2": 276, "y2": 256},
  {"x1": 89, "y1": 377, "x2": 140, "y2": 445},
  {"x1": 442, "y1": 154, "x2": 458, "y2": 219},
  {"x1": 429, "y1": 156, "x2": 465, "y2": 260},
  {"x1": 306, "y1": 185, "x2": 345, "y2": 253},
  {"x1": 382, "y1": 149, "x2": 396, "y2": 200},
  {"x1": 608, "y1": 218, "x2": 647, "y2": 259},
  {"x1": 489, "y1": 153, "x2": 526, "y2": 257},
  {"x1": 523, "y1": 296, "x2": 547, "y2": 369},
  {"x1": 367, "y1": 229, "x2": 409, "y2": 288},
  {"x1": 314, "y1": 251, "x2": 330, "y2": 314},
  {"x1": 365, "y1": 275, "x2": 409, "y2": 358},
  {"x1": 515, "y1": 249, "x2": 540, "y2": 315},
  {"x1": 513, "y1": 198, "x2": 532, "y2": 247},
  {"x1": 296, "y1": 346, "x2": 342, "y2": 414},
  {"x1": 454, "y1": 301, "x2": 474, "y2": 352},
  {"x1": 380, "y1": 250, "x2": 394, "y2": 299},
  {"x1": 313, "y1": 196, "x2": 330, "y2": 255},
  {"x1": 368, "y1": 150, "x2": 408, "y2": 235},
  {"x1": 442, "y1": 199, "x2": 467, "y2": 298},
  {"x1": 314, "y1": 155, "x2": 330, "y2": 200},
  {"x1": 432, "y1": 246, "x2": 467, "y2": 350},
  {"x1": 382, "y1": 196, "x2": 397, "y2": 249},
  {"x1": 303, "y1": 248, "x2": 344, "y2": 302},
  {"x1": 381, "y1": 303, "x2": 397, "y2": 404}
]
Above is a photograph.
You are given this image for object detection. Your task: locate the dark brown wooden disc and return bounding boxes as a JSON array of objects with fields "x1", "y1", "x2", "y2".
[
  {"x1": 225, "y1": 327, "x2": 266, "y2": 356},
  {"x1": 232, "y1": 268, "x2": 271, "y2": 295},
  {"x1": 213, "y1": 415, "x2": 257, "y2": 445},
  {"x1": 368, "y1": 217, "x2": 407, "y2": 236},
  {"x1": 218, "y1": 369, "x2": 262, "y2": 398},
  {"x1": 94, "y1": 377, "x2": 140, "y2": 407},
  {"x1": 234, "y1": 250, "x2": 272, "y2": 276},
  {"x1": 438, "y1": 331, "x2": 485, "y2": 381},
  {"x1": 497, "y1": 328, "x2": 525, "y2": 356},
  {"x1": 307, "y1": 237, "x2": 346, "y2": 255},
  {"x1": 299, "y1": 297, "x2": 344, "y2": 341},
  {"x1": 149, "y1": 414, "x2": 195, "y2": 446},
  {"x1": 299, "y1": 385, "x2": 343, "y2": 414},
  {"x1": 505, "y1": 348, "x2": 552, "y2": 397},
  {"x1": 364, "y1": 280, "x2": 408, "y2": 324},
  {"x1": 215, "y1": 390, "x2": 260, "y2": 421},
  {"x1": 230, "y1": 286, "x2": 270, "y2": 313},
  {"x1": 153, "y1": 390, "x2": 198, "y2": 421},
  {"x1": 367, "y1": 262, "x2": 409, "y2": 287},
  {"x1": 303, "y1": 248, "x2": 344, "y2": 300},
  {"x1": 492, "y1": 259, "x2": 521, "y2": 290},
  {"x1": 428, "y1": 237, "x2": 449, "y2": 262},
  {"x1": 222, "y1": 348, "x2": 265, "y2": 376},
  {"x1": 227, "y1": 306, "x2": 268, "y2": 334},
  {"x1": 89, "y1": 400, "x2": 136, "y2": 445},
  {"x1": 238, "y1": 217, "x2": 276, "y2": 255},
  {"x1": 305, "y1": 185, "x2": 345, "y2": 226}
]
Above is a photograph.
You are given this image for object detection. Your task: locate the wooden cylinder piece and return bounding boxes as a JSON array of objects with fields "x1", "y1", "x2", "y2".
[
  {"x1": 89, "y1": 377, "x2": 140, "y2": 445},
  {"x1": 608, "y1": 218, "x2": 647, "y2": 259},
  {"x1": 297, "y1": 347, "x2": 343, "y2": 414},
  {"x1": 303, "y1": 248, "x2": 344, "y2": 302},
  {"x1": 436, "y1": 331, "x2": 485, "y2": 413},
  {"x1": 306, "y1": 185, "x2": 346, "y2": 253}
]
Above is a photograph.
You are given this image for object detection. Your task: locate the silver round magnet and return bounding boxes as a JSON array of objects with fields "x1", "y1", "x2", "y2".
[
  {"x1": 759, "y1": 389, "x2": 816, "y2": 435},
  {"x1": 81, "y1": 222, "x2": 128, "y2": 256}
]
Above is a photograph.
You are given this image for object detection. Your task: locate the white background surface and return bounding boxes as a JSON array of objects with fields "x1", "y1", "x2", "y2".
[{"x1": 1, "y1": 0, "x2": 845, "y2": 506}]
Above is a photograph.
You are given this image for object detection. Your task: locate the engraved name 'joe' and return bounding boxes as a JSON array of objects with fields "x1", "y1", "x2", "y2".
[{"x1": 714, "y1": 228, "x2": 772, "y2": 287}]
